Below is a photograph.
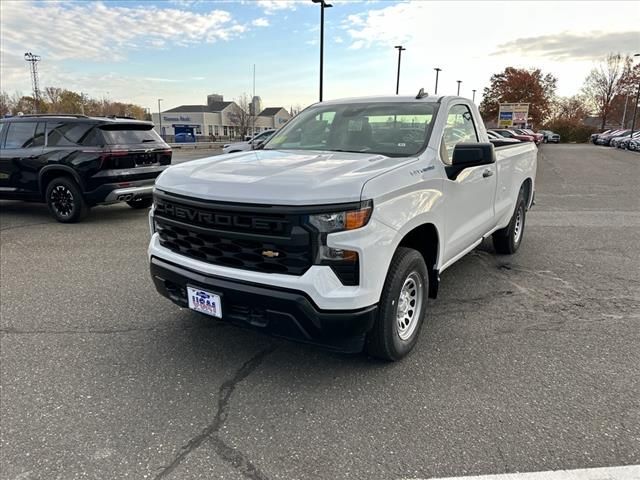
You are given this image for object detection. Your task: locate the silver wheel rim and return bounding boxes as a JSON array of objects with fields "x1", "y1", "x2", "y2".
[
  {"x1": 513, "y1": 206, "x2": 523, "y2": 244},
  {"x1": 50, "y1": 185, "x2": 74, "y2": 217},
  {"x1": 396, "y1": 272, "x2": 423, "y2": 341}
]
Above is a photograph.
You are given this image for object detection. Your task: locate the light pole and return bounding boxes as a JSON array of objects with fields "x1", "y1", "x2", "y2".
[
  {"x1": 312, "y1": 0, "x2": 332, "y2": 102},
  {"x1": 158, "y1": 98, "x2": 163, "y2": 140},
  {"x1": 630, "y1": 54, "x2": 640, "y2": 139},
  {"x1": 434, "y1": 67, "x2": 442, "y2": 95},
  {"x1": 394, "y1": 45, "x2": 406, "y2": 95},
  {"x1": 472, "y1": 89, "x2": 476, "y2": 102},
  {"x1": 456, "y1": 80, "x2": 462, "y2": 96}
]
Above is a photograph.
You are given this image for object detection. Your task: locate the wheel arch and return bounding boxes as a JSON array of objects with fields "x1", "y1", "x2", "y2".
[
  {"x1": 521, "y1": 177, "x2": 533, "y2": 209},
  {"x1": 39, "y1": 166, "x2": 84, "y2": 197},
  {"x1": 396, "y1": 222, "x2": 440, "y2": 299}
]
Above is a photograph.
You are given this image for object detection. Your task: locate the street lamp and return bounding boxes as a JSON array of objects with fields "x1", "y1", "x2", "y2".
[
  {"x1": 394, "y1": 45, "x2": 406, "y2": 95},
  {"x1": 312, "y1": 0, "x2": 332, "y2": 102},
  {"x1": 434, "y1": 67, "x2": 442, "y2": 95},
  {"x1": 630, "y1": 53, "x2": 640, "y2": 140},
  {"x1": 158, "y1": 98, "x2": 163, "y2": 140},
  {"x1": 456, "y1": 80, "x2": 462, "y2": 96},
  {"x1": 472, "y1": 89, "x2": 477, "y2": 102}
]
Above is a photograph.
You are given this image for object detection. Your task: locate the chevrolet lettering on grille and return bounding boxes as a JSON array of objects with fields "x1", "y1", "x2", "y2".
[{"x1": 155, "y1": 201, "x2": 287, "y2": 233}]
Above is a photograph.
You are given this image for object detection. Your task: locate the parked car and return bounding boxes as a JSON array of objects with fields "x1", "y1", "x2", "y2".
[
  {"x1": 487, "y1": 130, "x2": 521, "y2": 147},
  {"x1": 174, "y1": 132, "x2": 196, "y2": 143},
  {"x1": 222, "y1": 129, "x2": 275, "y2": 154},
  {"x1": 591, "y1": 129, "x2": 613, "y2": 144},
  {"x1": 628, "y1": 137, "x2": 640, "y2": 151},
  {"x1": 0, "y1": 114, "x2": 172, "y2": 222},
  {"x1": 489, "y1": 128, "x2": 535, "y2": 143},
  {"x1": 148, "y1": 94, "x2": 537, "y2": 360},
  {"x1": 610, "y1": 131, "x2": 635, "y2": 148},
  {"x1": 513, "y1": 128, "x2": 543, "y2": 144},
  {"x1": 540, "y1": 130, "x2": 560, "y2": 143},
  {"x1": 596, "y1": 129, "x2": 630, "y2": 146},
  {"x1": 616, "y1": 131, "x2": 640, "y2": 149}
]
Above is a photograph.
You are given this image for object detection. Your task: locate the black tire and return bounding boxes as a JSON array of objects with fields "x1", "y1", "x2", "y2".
[
  {"x1": 126, "y1": 197, "x2": 153, "y2": 209},
  {"x1": 365, "y1": 247, "x2": 429, "y2": 361},
  {"x1": 493, "y1": 189, "x2": 526, "y2": 254},
  {"x1": 45, "y1": 177, "x2": 89, "y2": 223}
]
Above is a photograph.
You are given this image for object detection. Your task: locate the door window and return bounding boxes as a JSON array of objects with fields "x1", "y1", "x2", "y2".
[
  {"x1": 440, "y1": 104, "x2": 479, "y2": 165},
  {"x1": 4, "y1": 122, "x2": 37, "y2": 149}
]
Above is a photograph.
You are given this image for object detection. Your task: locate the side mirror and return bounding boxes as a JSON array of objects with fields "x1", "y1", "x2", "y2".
[{"x1": 451, "y1": 143, "x2": 495, "y2": 167}]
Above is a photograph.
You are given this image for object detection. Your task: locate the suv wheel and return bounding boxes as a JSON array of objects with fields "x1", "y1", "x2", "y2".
[
  {"x1": 45, "y1": 177, "x2": 89, "y2": 223},
  {"x1": 365, "y1": 247, "x2": 429, "y2": 361},
  {"x1": 493, "y1": 189, "x2": 526, "y2": 254},
  {"x1": 126, "y1": 197, "x2": 153, "y2": 209}
]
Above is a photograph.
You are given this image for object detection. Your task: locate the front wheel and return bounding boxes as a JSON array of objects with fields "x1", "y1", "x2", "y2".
[
  {"x1": 493, "y1": 191, "x2": 526, "y2": 254},
  {"x1": 365, "y1": 247, "x2": 429, "y2": 361},
  {"x1": 45, "y1": 177, "x2": 89, "y2": 223},
  {"x1": 126, "y1": 197, "x2": 153, "y2": 209}
]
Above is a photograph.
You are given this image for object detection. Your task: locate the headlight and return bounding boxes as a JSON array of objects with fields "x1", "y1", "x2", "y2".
[{"x1": 307, "y1": 201, "x2": 372, "y2": 233}]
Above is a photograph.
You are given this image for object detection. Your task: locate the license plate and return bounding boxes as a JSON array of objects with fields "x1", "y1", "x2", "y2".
[{"x1": 187, "y1": 286, "x2": 222, "y2": 318}]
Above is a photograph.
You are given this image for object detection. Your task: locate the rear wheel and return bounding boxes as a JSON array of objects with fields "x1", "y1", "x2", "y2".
[
  {"x1": 366, "y1": 247, "x2": 429, "y2": 361},
  {"x1": 126, "y1": 197, "x2": 153, "y2": 209},
  {"x1": 493, "y1": 190, "x2": 526, "y2": 254},
  {"x1": 45, "y1": 177, "x2": 89, "y2": 223}
]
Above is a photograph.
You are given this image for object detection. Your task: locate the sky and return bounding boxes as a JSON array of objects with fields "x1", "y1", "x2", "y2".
[{"x1": 1, "y1": 0, "x2": 639, "y2": 112}]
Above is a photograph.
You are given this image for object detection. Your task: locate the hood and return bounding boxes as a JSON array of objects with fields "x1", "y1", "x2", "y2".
[{"x1": 156, "y1": 149, "x2": 414, "y2": 205}]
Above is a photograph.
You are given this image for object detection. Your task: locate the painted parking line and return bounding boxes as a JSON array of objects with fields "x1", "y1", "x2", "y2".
[{"x1": 404, "y1": 465, "x2": 640, "y2": 480}]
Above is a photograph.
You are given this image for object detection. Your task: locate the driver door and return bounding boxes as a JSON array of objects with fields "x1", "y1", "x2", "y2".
[{"x1": 440, "y1": 104, "x2": 497, "y2": 266}]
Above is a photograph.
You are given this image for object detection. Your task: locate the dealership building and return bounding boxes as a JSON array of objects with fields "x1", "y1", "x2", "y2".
[{"x1": 151, "y1": 95, "x2": 291, "y2": 142}]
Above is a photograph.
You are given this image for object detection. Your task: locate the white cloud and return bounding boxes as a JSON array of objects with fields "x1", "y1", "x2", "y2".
[
  {"x1": 252, "y1": 17, "x2": 271, "y2": 27},
  {"x1": 334, "y1": 36, "x2": 344, "y2": 44},
  {"x1": 256, "y1": 0, "x2": 298, "y2": 15},
  {"x1": 0, "y1": 1, "x2": 245, "y2": 63}
]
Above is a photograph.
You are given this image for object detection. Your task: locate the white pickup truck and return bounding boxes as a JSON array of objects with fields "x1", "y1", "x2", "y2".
[{"x1": 148, "y1": 93, "x2": 537, "y2": 360}]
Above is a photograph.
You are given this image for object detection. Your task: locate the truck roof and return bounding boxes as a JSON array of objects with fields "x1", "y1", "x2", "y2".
[
  {"x1": 0, "y1": 115, "x2": 152, "y2": 126},
  {"x1": 318, "y1": 95, "x2": 467, "y2": 105}
]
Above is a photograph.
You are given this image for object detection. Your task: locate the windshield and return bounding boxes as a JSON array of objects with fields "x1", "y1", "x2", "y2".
[{"x1": 263, "y1": 102, "x2": 438, "y2": 157}]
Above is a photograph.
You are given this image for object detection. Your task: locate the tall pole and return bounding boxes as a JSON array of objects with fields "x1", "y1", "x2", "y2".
[
  {"x1": 631, "y1": 54, "x2": 640, "y2": 139},
  {"x1": 313, "y1": 0, "x2": 332, "y2": 102},
  {"x1": 472, "y1": 89, "x2": 476, "y2": 102},
  {"x1": 24, "y1": 52, "x2": 41, "y2": 114},
  {"x1": 158, "y1": 98, "x2": 163, "y2": 140},
  {"x1": 630, "y1": 84, "x2": 639, "y2": 140},
  {"x1": 621, "y1": 94, "x2": 630, "y2": 128},
  {"x1": 252, "y1": 64, "x2": 256, "y2": 136},
  {"x1": 395, "y1": 45, "x2": 406, "y2": 95},
  {"x1": 434, "y1": 67, "x2": 441, "y2": 95},
  {"x1": 456, "y1": 80, "x2": 462, "y2": 96}
]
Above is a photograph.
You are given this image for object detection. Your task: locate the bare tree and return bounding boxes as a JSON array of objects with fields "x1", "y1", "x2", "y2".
[
  {"x1": 227, "y1": 93, "x2": 252, "y2": 139},
  {"x1": 0, "y1": 91, "x2": 10, "y2": 116},
  {"x1": 582, "y1": 53, "x2": 626, "y2": 130}
]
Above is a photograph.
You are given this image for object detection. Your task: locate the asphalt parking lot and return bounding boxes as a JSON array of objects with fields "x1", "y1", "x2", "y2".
[{"x1": 1, "y1": 145, "x2": 639, "y2": 480}]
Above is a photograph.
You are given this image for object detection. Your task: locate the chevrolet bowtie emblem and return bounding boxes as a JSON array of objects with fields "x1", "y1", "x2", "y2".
[{"x1": 262, "y1": 250, "x2": 280, "y2": 258}]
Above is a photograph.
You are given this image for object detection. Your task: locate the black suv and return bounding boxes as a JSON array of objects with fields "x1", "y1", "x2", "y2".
[{"x1": 0, "y1": 115, "x2": 172, "y2": 222}]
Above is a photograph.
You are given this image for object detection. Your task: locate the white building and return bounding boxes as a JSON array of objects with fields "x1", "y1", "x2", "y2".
[{"x1": 152, "y1": 100, "x2": 292, "y2": 142}]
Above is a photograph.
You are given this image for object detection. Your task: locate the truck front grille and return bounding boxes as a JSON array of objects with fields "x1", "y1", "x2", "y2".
[{"x1": 153, "y1": 194, "x2": 313, "y2": 276}]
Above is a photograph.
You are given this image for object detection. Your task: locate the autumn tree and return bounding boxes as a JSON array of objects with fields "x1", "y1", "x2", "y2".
[
  {"x1": 581, "y1": 53, "x2": 629, "y2": 130},
  {"x1": 548, "y1": 95, "x2": 592, "y2": 123},
  {"x1": 479, "y1": 67, "x2": 557, "y2": 127}
]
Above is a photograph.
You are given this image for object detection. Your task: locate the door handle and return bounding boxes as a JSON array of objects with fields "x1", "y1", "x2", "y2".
[{"x1": 482, "y1": 169, "x2": 494, "y2": 178}]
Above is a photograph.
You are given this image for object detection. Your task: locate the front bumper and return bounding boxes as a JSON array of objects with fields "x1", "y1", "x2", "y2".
[{"x1": 150, "y1": 256, "x2": 377, "y2": 352}]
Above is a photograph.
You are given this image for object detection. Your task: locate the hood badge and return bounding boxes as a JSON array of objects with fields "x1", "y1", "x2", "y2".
[{"x1": 262, "y1": 250, "x2": 280, "y2": 258}]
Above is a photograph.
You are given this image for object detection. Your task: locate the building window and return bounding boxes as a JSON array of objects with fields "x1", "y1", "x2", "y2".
[
  {"x1": 195, "y1": 126, "x2": 202, "y2": 135},
  {"x1": 208, "y1": 125, "x2": 213, "y2": 135},
  {"x1": 223, "y1": 126, "x2": 228, "y2": 136},
  {"x1": 214, "y1": 125, "x2": 219, "y2": 136}
]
